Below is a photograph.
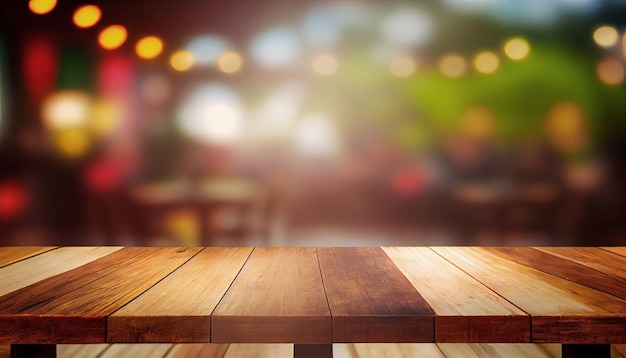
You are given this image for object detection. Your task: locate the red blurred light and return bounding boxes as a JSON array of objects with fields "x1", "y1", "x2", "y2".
[
  {"x1": 0, "y1": 180, "x2": 27, "y2": 221},
  {"x1": 391, "y1": 167, "x2": 426, "y2": 197},
  {"x1": 22, "y1": 35, "x2": 58, "y2": 103},
  {"x1": 98, "y1": 54, "x2": 134, "y2": 98},
  {"x1": 84, "y1": 158, "x2": 123, "y2": 193}
]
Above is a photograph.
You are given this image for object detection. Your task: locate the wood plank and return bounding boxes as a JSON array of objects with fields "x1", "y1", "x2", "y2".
[
  {"x1": 108, "y1": 247, "x2": 253, "y2": 343},
  {"x1": 224, "y1": 344, "x2": 293, "y2": 358},
  {"x1": 318, "y1": 247, "x2": 434, "y2": 343},
  {"x1": 432, "y1": 247, "x2": 626, "y2": 344},
  {"x1": 613, "y1": 344, "x2": 626, "y2": 358},
  {"x1": 165, "y1": 343, "x2": 230, "y2": 358},
  {"x1": 212, "y1": 247, "x2": 331, "y2": 344},
  {"x1": 334, "y1": 343, "x2": 445, "y2": 357},
  {"x1": 437, "y1": 343, "x2": 555, "y2": 357},
  {"x1": 535, "y1": 247, "x2": 626, "y2": 280},
  {"x1": 57, "y1": 344, "x2": 110, "y2": 358},
  {"x1": 0, "y1": 247, "x2": 57, "y2": 268},
  {"x1": 0, "y1": 247, "x2": 201, "y2": 344},
  {"x1": 485, "y1": 247, "x2": 626, "y2": 300},
  {"x1": 601, "y1": 247, "x2": 626, "y2": 257},
  {"x1": 99, "y1": 344, "x2": 172, "y2": 358},
  {"x1": 383, "y1": 247, "x2": 529, "y2": 343},
  {"x1": 0, "y1": 247, "x2": 122, "y2": 297}
]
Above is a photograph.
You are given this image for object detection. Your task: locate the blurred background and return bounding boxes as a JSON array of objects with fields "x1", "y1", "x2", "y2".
[{"x1": 0, "y1": 0, "x2": 625, "y2": 247}]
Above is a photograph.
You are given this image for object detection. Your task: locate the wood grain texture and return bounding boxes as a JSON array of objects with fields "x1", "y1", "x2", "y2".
[
  {"x1": 437, "y1": 343, "x2": 555, "y2": 357},
  {"x1": 534, "y1": 247, "x2": 626, "y2": 280},
  {"x1": 432, "y1": 247, "x2": 626, "y2": 344},
  {"x1": 318, "y1": 247, "x2": 434, "y2": 343},
  {"x1": 0, "y1": 247, "x2": 200, "y2": 344},
  {"x1": 224, "y1": 344, "x2": 293, "y2": 358},
  {"x1": 99, "y1": 344, "x2": 172, "y2": 358},
  {"x1": 0, "y1": 247, "x2": 57, "y2": 268},
  {"x1": 212, "y1": 247, "x2": 331, "y2": 344},
  {"x1": 165, "y1": 343, "x2": 230, "y2": 358},
  {"x1": 383, "y1": 247, "x2": 529, "y2": 343},
  {"x1": 0, "y1": 247, "x2": 122, "y2": 297},
  {"x1": 486, "y1": 247, "x2": 626, "y2": 300},
  {"x1": 108, "y1": 247, "x2": 252, "y2": 343},
  {"x1": 601, "y1": 247, "x2": 626, "y2": 257},
  {"x1": 57, "y1": 344, "x2": 110, "y2": 358},
  {"x1": 334, "y1": 343, "x2": 445, "y2": 358}
]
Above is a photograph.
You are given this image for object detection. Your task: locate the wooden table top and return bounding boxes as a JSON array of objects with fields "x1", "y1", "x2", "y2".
[{"x1": 0, "y1": 246, "x2": 625, "y2": 346}]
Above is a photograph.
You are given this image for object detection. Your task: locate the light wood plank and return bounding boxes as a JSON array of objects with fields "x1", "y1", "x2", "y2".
[
  {"x1": 437, "y1": 343, "x2": 555, "y2": 357},
  {"x1": 318, "y1": 247, "x2": 434, "y2": 343},
  {"x1": 99, "y1": 344, "x2": 172, "y2": 358},
  {"x1": 0, "y1": 344, "x2": 7, "y2": 358},
  {"x1": 57, "y1": 344, "x2": 110, "y2": 358},
  {"x1": 212, "y1": 247, "x2": 331, "y2": 344},
  {"x1": 486, "y1": 247, "x2": 626, "y2": 300},
  {"x1": 0, "y1": 247, "x2": 57, "y2": 268},
  {"x1": 224, "y1": 344, "x2": 293, "y2": 358},
  {"x1": 108, "y1": 247, "x2": 253, "y2": 343},
  {"x1": 165, "y1": 343, "x2": 230, "y2": 357},
  {"x1": 334, "y1": 343, "x2": 445, "y2": 358},
  {"x1": 601, "y1": 247, "x2": 626, "y2": 257},
  {"x1": 0, "y1": 247, "x2": 201, "y2": 344},
  {"x1": 383, "y1": 247, "x2": 529, "y2": 343},
  {"x1": 433, "y1": 247, "x2": 626, "y2": 343},
  {"x1": 0, "y1": 246, "x2": 122, "y2": 297}
]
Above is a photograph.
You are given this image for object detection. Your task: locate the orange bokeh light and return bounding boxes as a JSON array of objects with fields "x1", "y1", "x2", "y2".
[
  {"x1": 136, "y1": 36, "x2": 164, "y2": 60},
  {"x1": 29, "y1": 0, "x2": 57, "y2": 15},
  {"x1": 73, "y1": 5, "x2": 102, "y2": 28},
  {"x1": 98, "y1": 25, "x2": 128, "y2": 50}
]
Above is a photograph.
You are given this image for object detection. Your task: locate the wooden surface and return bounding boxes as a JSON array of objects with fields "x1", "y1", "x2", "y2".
[
  {"x1": 212, "y1": 247, "x2": 331, "y2": 344},
  {"x1": 318, "y1": 247, "x2": 433, "y2": 342},
  {"x1": 0, "y1": 246, "x2": 625, "y2": 352}
]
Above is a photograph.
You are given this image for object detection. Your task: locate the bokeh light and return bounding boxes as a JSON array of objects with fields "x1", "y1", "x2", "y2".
[
  {"x1": 29, "y1": 0, "x2": 57, "y2": 15},
  {"x1": 460, "y1": 107, "x2": 495, "y2": 140},
  {"x1": 596, "y1": 58, "x2": 625, "y2": 86},
  {"x1": 217, "y1": 51, "x2": 243, "y2": 74},
  {"x1": 389, "y1": 56, "x2": 417, "y2": 77},
  {"x1": 256, "y1": 82, "x2": 305, "y2": 138},
  {"x1": 98, "y1": 25, "x2": 127, "y2": 50},
  {"x1": 295, "y1": 114, "x2": 340, "y2": 158},
  {"x1": 593, "y1": 25, "x2": 619, "y2": 48},
  {"x1": 136, "y1": 36, "x2": 164, "y2": 60},
  {"x1": 312, "y1": 54, "x2": 339, "y2": 76},
  {"x1": 185, "y1": 36, "x2": 229, "y2": 66},
  {"x1": 178, "y1": 85, "x2": 243, "y2": 144},
  {"x1": 503, "y1": 37, "x2": 531, "y2": 61},
  {"x1": 41, "y1": 91, "x2": 91, "y2": 130},
  {"x1": 545, "y1": 101, "x2": 588, "y2": 152},
  {"x1": 140, "y1": 73, "x2": 172, "y2": 106},
  {"x1": 0, "y1": 180, "x2": 27, "y2": 221},
  {"x1": 251, "y1": 28, "x2": 300, "y2": 68},
  {"x1": 89, "y1": 99, "x2": 121, "y2": 137},
  {"x1": 473, "y1": 51, "x2": 500, "y2": 74},
  {"x1": 302, "y1": 7, "x2": 342, "y2": 47},
  {"x1": 73, "y1": 5, "x2": 101, "y2": 29},
  {"x1": 381, "y1": 7, "x2": 432, "y2": 48},
  {"x1": 439, "y1": 54, "x2": 467, "y2": 77},
  {"x1": 52, "y1": 129, "x2": 91, "y2": 158},
  {"x1": 170, "y1": 50, "x2": 194, "y2": 72}
]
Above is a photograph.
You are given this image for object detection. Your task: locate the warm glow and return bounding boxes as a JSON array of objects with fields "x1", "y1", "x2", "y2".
[
  {"x1": 593, "y1": 25, "x2": 619, "y2": 48},
  {"x1": 545, "y1": 102, "x2": 588, "y2": 152},
  {"x1": 460, "y1": 107, "x2": 495, "y2": 139},
  {"x1": 503, "y1": 37, "x2": 530, "y2": 61},
  {"x1": 295, "y1": 114, "x2": 340, "y2": 158},
  {"x1": 170, "y1": 50, "x2": 194, "y2": 71},
  {"x1": 312, "y1": 54, "x2": 339, "y2": 76},
  {"x1": 90, "y1": 100, "x2": 120, "y2": 137},
  {"x1": 98, "y1": 25, "x2": 127, "y2": 50},
  {"x1": 217, "y1": 51, "x2": 243, "y2": 74},
  {"x1": 473, "y1": 51, "x2": 500, "y2": 74},
  {"x1": 596, "y1": 58, "x2": 625, "y2": 86},
  {"x1": 29, "y1": 0, "x2": 56, "y2": 15},
  {"x1": 389, "y1": 56, "x2": 417, "y2": 78},
  {"x1": 41, "y1": 91, "x2": 91, "y2": 130},
  {"x1": 439, "y1": 54, "x2": 466, "y2": 78},
  {"x1": 136, "y1": 37, "x2": 164, "y2": 60},
  {"x1": 623, "y1": 31, "x2": 626, "y2": 61},
  {"x1": 73, "y1": 5, "x2": 101, "y2": 28},
  {"x1": 53, "y1": 129, "x2": 91, "y2": 158}
]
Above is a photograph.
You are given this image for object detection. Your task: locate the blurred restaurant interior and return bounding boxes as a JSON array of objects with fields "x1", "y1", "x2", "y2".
[{"x1": 0, "y1": 0, "x2": 625, "y2": 247}]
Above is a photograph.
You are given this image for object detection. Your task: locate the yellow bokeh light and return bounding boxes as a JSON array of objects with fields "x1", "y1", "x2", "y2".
[
  {"x1": 545, "y1": 101, "x2": 588, "y2": 152},
  {"x1": 53, "y1": 129, "x2": 91, "y2": 158},
  {"x1": 73, "y1": 5, "x2": 101, "y2": 28},
  {"x1": 217, "y1": 51, "x2": 243, "y2": 74},
  {"x1": 460, "y1": 107, "x2": 495, "y2": 140},
  {"x1": 389, "y1": 56, "x2": 417, "y2": 78},
  {"x1": 170, "y1": 50, "x2": 194, "y2": 71},
  {"x1": 90, "y1": 100, "x2": 120, "y2": 137},
  {"x1": 136, "y1": 36, "x2": 164, "y2": 60},
  {"x1": 312, "y1": 54, "x2": 339, "y2": 76},
  {"x1": 473, "y1": 51, "x2": 500, "y2": 74},
  {"x1": 593, "y1": 26, "x2": 619, "y2": 48},
  {"x1": 98, "y1": 25, "x2": 127, "y2": 50},
  {"x1": 439, "y1": 54, "x2": 466, "y2": 78},
  {"x1": 29, "y1": 0, "x2": 56, "y2": 15},
  {"x1": 596, "y1": 58, "x2": 625, "y2": 86},
  {"x1": 503, "y1": 38, "x2": 530, "y2": 61}
]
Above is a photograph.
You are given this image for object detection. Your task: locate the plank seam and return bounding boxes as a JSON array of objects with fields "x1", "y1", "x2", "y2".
[
  {"x1": 0, "y1": 246, "x2": 60, "y2": 269},
  {"x1": 315, "y1": 247, "x2": 333, "y2": 343}
]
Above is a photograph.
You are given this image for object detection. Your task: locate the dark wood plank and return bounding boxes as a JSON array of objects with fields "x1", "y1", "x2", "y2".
[
  {"x1": 317, "y1": 247, "x2": 434, "y2": 343},
  {"x1": 9, "y1": 345, "x2": 55, "y2": 358},
  {"x1": 433, "y1": 247, "x2": 626, "y2": 344},
  {"x1": 0, "y1": 247, "x2": 57, "y2": 268},
  {"x1": 294, "y1": 344, "x2": 332, "y2": 358},
  {"x1": 535, "y1": 247, "x2": 626, "y2": 280},
  {"x1": 562, "y1": 344, "x2": 610, "y2": 358},
  {"x1": 212, "y1": 247, "x2": 331, "y2": 344},
  {"x1": 384, "y1": 247, "x2": 529, "y2": 343},
  {"x1": 0, "y1": 247, "x2": 201, "y2": 344},
  {"x1": 486, "y1": 247, "x2": 626, "y2": 300},
  {"x1": 108, "y1": 247, "x2": 252, "y2": 343}
]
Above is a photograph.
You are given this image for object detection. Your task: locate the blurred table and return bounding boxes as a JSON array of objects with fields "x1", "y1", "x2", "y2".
[{"x1": 1, "y1": 246, "x2": 625, "y2": 357}]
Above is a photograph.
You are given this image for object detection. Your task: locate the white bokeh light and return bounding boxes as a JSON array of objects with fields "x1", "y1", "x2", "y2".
[
  {"x1": 41, "y1": 91, "x2": 92, "y2": 130},
  {"x1": 381, "y1": 8, "x2": 433, "y2": 48},
  {"x1": 250, "y1": 27, "x2": 301, "y2": 68},
  {"x1": 178, "y1": 85, "x2": 243, "y2": 144},
  {"x1": 295, "y1": 114, "x2": 340, "y2": 158},
  {"x1": 186, "y1": 36, "x2": 229, "y2": 66}
]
